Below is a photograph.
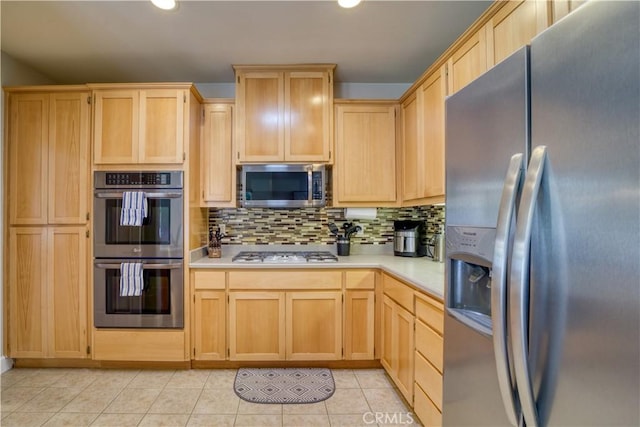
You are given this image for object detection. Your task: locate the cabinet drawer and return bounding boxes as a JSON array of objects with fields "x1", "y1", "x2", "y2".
[
  {"x1": 414, "y1": 351, "x2": 443, "y2": 410},
  {"x1": 414, "y1": 382, "x2": 442, "y2": 427},
  {"x1": 229, "y1": 270, "x2": 341, "y2": 290},
  {"x1": 193, "y1": 271, "x2": 226, "y2": 290},
  {"x1": 382, "y1": 274, "x2": 414, "y2": 313},
  {"x1": 415, "y1": 319, "x2": 443, "y2": 372},
  {"x1": 415, "y1": 293, "x2": 444, "y2": 334},
  {"x1": 345, "y1": 270, "x2": 375, "y2": 289}
]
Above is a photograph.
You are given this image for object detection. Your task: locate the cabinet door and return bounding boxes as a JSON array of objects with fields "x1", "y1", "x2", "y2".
[
  {"x1": 401, "y1": 91, "x2": 421, "y2": 203},
  {"x1": 48, "y1": 92, "x2": 90, "y2": 224},
  {"x1": 344, "y1": 290, "x2": 374, "y2": 360},
  {"x1": 286, "y1": 291, "x2": 342, "y2": 360},
  {"x1": 553, "y1": 0, "x2": 585, "y2": 23},
  {"x1": 486, "y1": 0, "x2": 550, "y2": 68},
  {"x1": 236, "y1": 71, "x2": 284, "y2": 162},
  {"x1": 381, "y1": 295, "x2": 394, "y2": 372},
  {"x1": 194, "y1": 291, "x2": 226, "y2": 360},
  {"x1": 335, "y1": 103, "x2": 397, "y2": 204},
  {"x1": 93, "y1": 90, "x2": 139, "y2": 164},
  {"x1": 420, "y1": 66, "x2": 446, "y2": 201},
  {"x1": 202, "y1": 104, "x2": 234, "y2": 204},
  {"x1": 229, "y1": 292, "x2": 285, "y2": 360},
  {"x1": 395, "y1": 304, "x2": 415, "y2": 403},
  {"x1": 285, "y1": 71, "x2": 331, "y2": 161},
  {"x1": 8, "y1": 227, "x2": 48, "y2": 358},
  {"x1": 139, "y1": 89, "x2": 185, "y2": 164},
  {"x1": 8, "y1": 93, "x2": 48, "y2": 225},
  {"x1": 447, "y1": 29, "x2": 488, "y2": 95},
  {"x1": 48, "y1": 226, "x2": 87, "y2": 358}
]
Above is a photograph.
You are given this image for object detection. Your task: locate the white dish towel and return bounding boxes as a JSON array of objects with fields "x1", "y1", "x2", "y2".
[
  {"x1": 120, "y1": 191, "x2": 148, "y2": 226},
  {"x1": 120, "y1": 263, "x2": 144, "y2": 297}
]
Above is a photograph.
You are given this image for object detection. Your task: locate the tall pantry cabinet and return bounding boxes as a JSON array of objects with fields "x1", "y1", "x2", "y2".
[{"x1": 5, "y1": 88, "x2": 90, "y2": 359}]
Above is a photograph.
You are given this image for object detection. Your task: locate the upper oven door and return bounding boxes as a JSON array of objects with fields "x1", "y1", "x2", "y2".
[{"x1": 94, "y1": 190, "x2": 183, "y2": 258}]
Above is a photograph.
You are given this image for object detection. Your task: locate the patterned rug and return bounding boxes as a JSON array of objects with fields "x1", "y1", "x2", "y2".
[{"x1": 234, "y1": 368, "x2": 335, "y2": 404}]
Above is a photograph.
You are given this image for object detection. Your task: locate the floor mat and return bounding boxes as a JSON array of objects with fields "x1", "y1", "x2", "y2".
[{"x1": 234, "y1": 367, "x2": 335, "y2": 404}]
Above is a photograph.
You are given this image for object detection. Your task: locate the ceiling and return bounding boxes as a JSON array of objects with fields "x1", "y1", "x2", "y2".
[{"x1": 1, "y1": 0, "x2": 491, "y2": 85}]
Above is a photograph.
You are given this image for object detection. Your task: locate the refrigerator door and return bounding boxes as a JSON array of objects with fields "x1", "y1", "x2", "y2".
[
  {"x1": 445, "y1": 47, "x2": 530, "y2": 228},
  {"x1": 526, "y1": 2, "x2": 640, "y2": 426},
  {"x1": 443, "y1": 48, "x2": 530, "y2": 426}
]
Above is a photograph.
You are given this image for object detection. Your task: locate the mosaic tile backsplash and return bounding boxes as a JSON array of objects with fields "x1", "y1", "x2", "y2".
[{"x1": 208, "y1": 205, "x2": 445, "y2": 245}]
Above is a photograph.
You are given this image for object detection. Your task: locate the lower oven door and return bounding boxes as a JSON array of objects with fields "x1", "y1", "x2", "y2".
[{"x1": 94, "y1": 259, "x2": 184, "y2": 328}]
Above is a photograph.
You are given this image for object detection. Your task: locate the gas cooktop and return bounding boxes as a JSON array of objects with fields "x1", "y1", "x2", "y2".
[{"x1": 232, "y1": 251, "x2": 338, "y2": 264}]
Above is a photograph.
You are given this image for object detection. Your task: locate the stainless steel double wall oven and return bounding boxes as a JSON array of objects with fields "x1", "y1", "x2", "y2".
[{"x1": 93, "y1": 171, "x2": 184, "y2": 328}]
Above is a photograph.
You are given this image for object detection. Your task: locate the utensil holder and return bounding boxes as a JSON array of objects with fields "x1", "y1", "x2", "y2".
[
  {"x1": 336, "y1": 237, "x2": 350, "y2": 256},
  {"x1": 208, "y1": 237, "x2": 222, "y2": 258}
]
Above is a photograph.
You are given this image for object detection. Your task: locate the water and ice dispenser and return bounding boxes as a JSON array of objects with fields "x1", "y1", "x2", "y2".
[{"x1": 446, "y1": 226, "x2": 496, "y2": 336}]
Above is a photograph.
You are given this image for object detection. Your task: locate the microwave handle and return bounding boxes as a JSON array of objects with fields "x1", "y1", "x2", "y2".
[
  {"x1": 308, "y1": 169, "x2": 313, "y2": 203},
  {"x1": 94, "y1": 191, "x2": 182, "y2": 199},
  {"x1": 95, "y1": 263, "x2": 182, "y2": 269}
]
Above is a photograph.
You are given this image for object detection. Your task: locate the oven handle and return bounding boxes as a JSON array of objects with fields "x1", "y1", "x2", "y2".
[
  {"x1": 94, "y1": 191, "x2": 182, "y2": 199},
  {"x1": 95, "y1": 263, "x2": 182, "y2": 269}
]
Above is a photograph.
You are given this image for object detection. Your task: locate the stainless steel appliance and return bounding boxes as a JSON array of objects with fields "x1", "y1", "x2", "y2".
[
  {"x1": 393, "y1": 220, "x2": 425, "y2": 257},
  {"x1": 93, "y1": 259, "x2": 184, "y2": 328},
  {"x1": 94, "y1": 171, "x2": 184, "y2": 259},
  {"x1": 93, "y1": 171, "x2": 184, "y2": 329},
  {"x1": 232, "y1": 251, "x2": 338, "y2": 263},
  {"x1": 241, "y1": 164, "x2": 326, "y2": 208},
  {"x1": 443, "y1": 2, "x2": 639, "y2": 426}
]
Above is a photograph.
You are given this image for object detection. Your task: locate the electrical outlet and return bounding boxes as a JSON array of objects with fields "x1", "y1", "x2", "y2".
[
  {"x1": 356, "y1": 223, "x2": 365, "y2": 237},
  {"x1": 219, "y1": 223, "x2": 226, "y2": 234}
]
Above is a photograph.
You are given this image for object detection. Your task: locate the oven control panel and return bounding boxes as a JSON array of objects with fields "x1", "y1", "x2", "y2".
[{"x1": 95, "y1": 171, "x2": 183, "y2": 189}]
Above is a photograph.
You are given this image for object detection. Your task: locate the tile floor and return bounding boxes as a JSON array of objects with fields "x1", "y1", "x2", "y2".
[{"x1": 0, "y1": 368, "x2": 418, "y2": 426}]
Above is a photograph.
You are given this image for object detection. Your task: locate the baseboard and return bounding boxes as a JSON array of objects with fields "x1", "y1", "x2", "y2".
[{"x1": 1, "y1": 356, "x2": 14, "y2": 373}]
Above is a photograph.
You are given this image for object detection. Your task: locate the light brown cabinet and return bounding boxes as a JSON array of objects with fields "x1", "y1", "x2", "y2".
[
  {"x1": 401, "y1": 65, "x2": 446, "y2": 206},
  {"x1": 344, "y1": 270, "x2": 376, "y2": 360},
  {"x1": 447, "y1": 28, "x2": 488, "y2": 95},
  {"x1": 334, "y1": 102, "x2": 398, "y2": 206},
  {"x1": 413, "y1": 293, "x2": 444, "y2": 427},
  {"x1": 93, "y1": 86, "x2": 187, "y2": 164},
  {"x1": 201, "y1": 102, "x2": 235, "y2": 206},
  {"x1": 381, "y1": 274, "x2": 415, "y2": 404},
  {"x1": 8, "y1": 226, "x2": 87, "y2": 359},
  {"x1": 192, "y1": 271, "x2": 226, "y2": 361},
  {"x1": 485, "y1": 0, "x2": 550, "y2": 68},
  {"x1": 234, "y1": 65, "x2": 334, "y2": 163},
  {"x1": 8, "y1": 91, "x2": 90, "y2": 225},
  {"x1": 286, "y1": 292, "x2": 342, "y2": 360},
  {"x1": 228, "y1": 291, "x2": 286, "y2": 361}
]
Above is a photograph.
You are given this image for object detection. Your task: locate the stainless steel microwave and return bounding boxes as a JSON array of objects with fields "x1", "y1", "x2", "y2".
[{"x1": 241, "y1": 164, "x2": 326, "y2": 208}]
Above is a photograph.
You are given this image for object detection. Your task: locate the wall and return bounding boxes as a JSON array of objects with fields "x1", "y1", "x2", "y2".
[
  {"x1": 0, "y1": 51, "x2": 55, "y2": 373},
  {"x1": 208, "y1": 205, "x2": 445, "y2": 246}
]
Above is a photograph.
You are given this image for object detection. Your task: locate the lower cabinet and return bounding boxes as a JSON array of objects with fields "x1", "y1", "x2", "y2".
[
  {"x1": 228, "y1": 290, "x2": 343, "y2": 361},
  {"x1": 8, "y1": 226, "x2": 88, "y2": 359},
  {"x1": 194, "y1": 291, "x2": 226, "y2": 360},
  {"x1": 228, "y1": 291, "x2": 286, "y2": 361},
  {"x1": 414, "y1": 293, "x2": 445, "y2": 427},
  {"x1": 381, "y1": 273, "x2": 415, "y2": 404}
]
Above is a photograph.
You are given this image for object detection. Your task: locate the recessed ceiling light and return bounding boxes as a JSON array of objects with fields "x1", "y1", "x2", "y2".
[
  {"x1": 338, "y1": 0, "x2": 362, "y2": 9},
  {"x1": 151, "y1": 0, "x2": 177, "y2": 11}
]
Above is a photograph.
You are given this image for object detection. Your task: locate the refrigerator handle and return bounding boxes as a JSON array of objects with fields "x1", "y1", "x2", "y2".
[
  {"x1": 492, "y1": 153, "x2": 524, "y2": 427},
  {"x1": 511, "y1": 145, "x2": 548, "y2": 427}
]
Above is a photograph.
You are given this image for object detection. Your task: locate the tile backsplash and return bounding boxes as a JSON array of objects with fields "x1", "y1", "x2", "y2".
[{"x1": 207, "y1": 205, "x2": 445, "y2": 245}]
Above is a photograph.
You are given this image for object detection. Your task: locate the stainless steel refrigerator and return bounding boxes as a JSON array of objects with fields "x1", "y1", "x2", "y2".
[{"x1": 442, "y1": 1, "x2": 639, "y2": 426}]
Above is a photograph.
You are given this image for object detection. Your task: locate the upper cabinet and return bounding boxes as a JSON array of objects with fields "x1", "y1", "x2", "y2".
[
  {"x1": 201, "y1": 102, "x2": 235, "y2": 206},
  {"x1": 234, "y1": 65, "x2": 335, "y2": 163},
  {"x1": 8, "y1": 90, "x2": 90, "y2": 225},
  {"x1": 334, "y1": 101, "x2": 398, "y2": 206},
  {"x1": 485, "y1": 0, "x2": 551, "y2": 68},
  {"x1": 447, "y1": 28, "x2": 487, "y2": 95},
  {"x1": 401, "y1": 65, "x2": 446, "y2": 206},
  {"x1": 92, "y1": 85, "x2": 190, "y2": 164}
]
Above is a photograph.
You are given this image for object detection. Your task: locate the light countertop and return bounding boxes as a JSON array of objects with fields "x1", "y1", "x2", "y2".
[{"x1": 190, "y1": 245, "x2": 445, "y2": 300}]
